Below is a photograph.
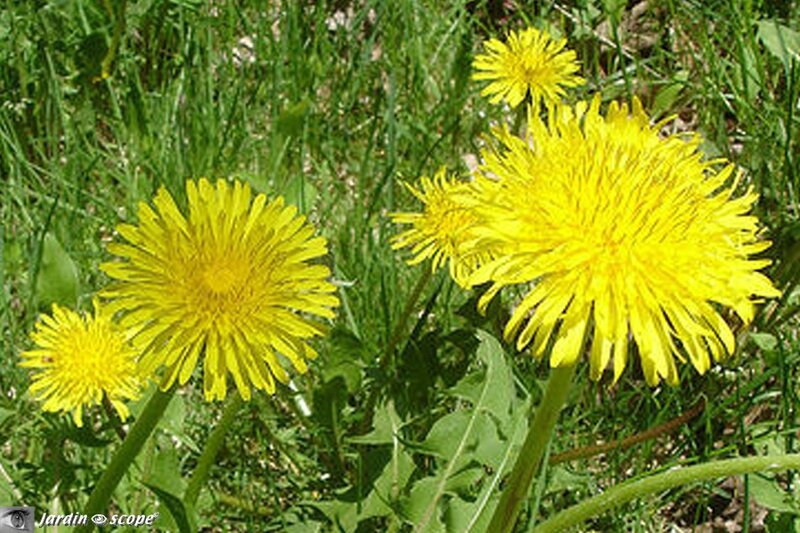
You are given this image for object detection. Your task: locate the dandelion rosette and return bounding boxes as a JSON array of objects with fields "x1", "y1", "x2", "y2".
[
  {"x1": 391, "y1": 168, "x2": 492, "y2": 287},
  {"x1": 19, "y1": 302, "x2": 141, "y2": 427},
  {"x1": 102, "y1": 179, "x2": 339, "y2": 401},
  {"x1": 473, "y1": 27, "x2": 584, "y2": 108},
  {"x1": 470, "y1": 97, "x2": 780, "y2": 385}
]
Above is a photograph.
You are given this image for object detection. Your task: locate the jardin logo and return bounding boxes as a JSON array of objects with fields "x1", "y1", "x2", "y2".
[
  {"x1": 0, "y1": 507, "x2": 158, "y2": 531},
  {"x1": 33, "y1": 511, "x2": 160, "y2": 528},
  {"x1": 0, "y1": 507, "x2": 34, "y2": 532}
]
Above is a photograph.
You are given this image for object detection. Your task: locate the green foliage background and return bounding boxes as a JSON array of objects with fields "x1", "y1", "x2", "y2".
[{"x1": 1, "y1": 0, "x2": 799, "y2": 531}]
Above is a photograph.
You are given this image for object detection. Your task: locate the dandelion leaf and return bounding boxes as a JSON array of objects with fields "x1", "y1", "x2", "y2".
[
  {"x1": 312, "y1": 447, "x2": 415, "y2": 530},
  {"x1": 750, "y1": 332, "x2": 778, "y2": 352},
  {"x1": 450, "y1": 330, "x2": 515, "y2": 424},
  {"x1": 142, "y1": 448, "x2": 197, "y2": 533},
  {"x1": 348, "y1": 400, "x2": 402, "y2": 445},
  {"x1": 443, "y1": 396, "x2": 531, "y2": 533},
  {"x1": 35, "y1": 233, "x2": 79, "y2": 309},
  {"x1": 757, "y1": 20, "x2": 800, "y2": 69},
  {"x1": 400, "y1": 477, "x2": 448, "y2": 533},
  {"x1": 750, "y1": 473, "x2": 800, "y2": 515},
  {"x1": 284, "y1": 173, "x2": 319, "y2": 214},
  {"x1": 402, "y1": 330, "x2": 526, "y2": 532},
  {"x1": 313, "y1": 401, "x2": 413, "y2": 530}
]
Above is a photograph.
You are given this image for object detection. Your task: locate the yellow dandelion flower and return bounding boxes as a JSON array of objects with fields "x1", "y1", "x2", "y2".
[
  {"x1": 391, "y1": 168, "x2": 491, "y2": 287},
  {"x1": 472, "y1": 27, "x2": 584, "y2": 108},
  {"x1": 471, "y1": 96, "x2": 780, "y2": 385},
  {"x1": 101, "y1": 179, "x2": 339, "y2": 401},
  {"x1": 19, "y1": 301, "x2": 141, "y2": 427}
]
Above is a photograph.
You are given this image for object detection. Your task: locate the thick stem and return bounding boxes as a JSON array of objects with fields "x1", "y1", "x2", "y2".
[
  {"x1": 184, "y1": 392, "x2": 243, "y2": 507},
  {"x1": 487, "y1": 363, "x2": 578, "y2": 533},
  {"x1": 77, "y1": 388, "x2": 174, "y2": 533},
  {"x1": 535, "y1": 454, "x2": 800, "y2": 533}
]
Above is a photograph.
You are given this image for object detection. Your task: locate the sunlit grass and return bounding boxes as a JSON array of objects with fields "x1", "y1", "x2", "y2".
[{"x1": 1, "y1": 1, "x2": 799, "y2": 531}]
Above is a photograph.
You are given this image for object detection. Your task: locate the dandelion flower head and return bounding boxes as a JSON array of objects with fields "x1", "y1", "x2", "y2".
[
  {"x1": 471, "y1": 97, "x2": 780, "y2": 385},
  {"x1": 473, "y1": 27, "x2": 584, "y2": 108},
  {"x1": 19, "y1": 301, "x2": 141, "y2": 427},
  {"x1": 102, "y1": 179, "x2": 339, "y2": 401},
  {"x1": 391, "y1": 168, "x2": 492, "y2": 287}
]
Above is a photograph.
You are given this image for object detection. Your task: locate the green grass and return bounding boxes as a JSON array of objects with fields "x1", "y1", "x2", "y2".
[{"x1": 2, "y1": 1, "x2": 800, "y2": 531}]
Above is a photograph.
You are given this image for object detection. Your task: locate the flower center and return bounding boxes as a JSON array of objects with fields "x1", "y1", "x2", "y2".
[
  {"x1": 427, "y1": 193, "x2": 474, "y2": 252},
  {"x1": 57, "y1": 324, "x2": 124, "y2": 391},
  {"x1": 203, "y1": 261, "x2": 240, "y2": 294},
  {"x1": 514, "y1": 54, "x2": 550, "y2": 83},
  {"x1": 520, "y1": 63, "x2": 542, "y2": 81},
  {"x1": 184, "y1": 250, "x2": 258, "y2": 323}
]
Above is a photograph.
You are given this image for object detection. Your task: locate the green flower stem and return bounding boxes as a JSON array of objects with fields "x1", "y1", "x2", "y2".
[
  {"x1": 535, "y1": 454, "x2": 800, "y2": 533},
  {"x1": 77, "y1": 388, "x2": 174, "y2": 533},
  {"x1": 184, "y1": 392, "x2": 243, "y2": 507},
  {"x1": 487, "y1": 363, "x2": 578, "y2": 533}
]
